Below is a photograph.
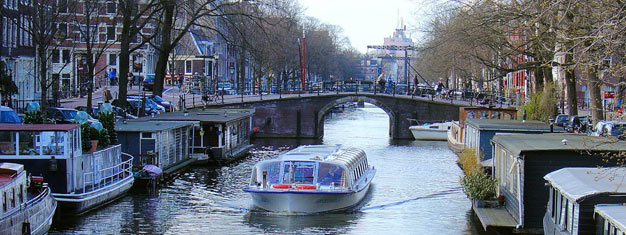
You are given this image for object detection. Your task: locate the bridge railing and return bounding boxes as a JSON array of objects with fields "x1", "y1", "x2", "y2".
[{"x1": 176, "y1": 81, "x2": 512, "y2": 109}]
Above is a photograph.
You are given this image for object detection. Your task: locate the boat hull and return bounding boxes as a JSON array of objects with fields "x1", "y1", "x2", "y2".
[
  {"x1": 246, "y1": 184, "x2": 370, "y2": 214},
  {"x1": 409, "y1": 127, "x2": 448, "y2": 140},
  {"x1": 0, "y1": 187, "x2": 56, "y2": 235},
  {"x1": 54, "y1": 175, "x2": 134, "y2": 215}
]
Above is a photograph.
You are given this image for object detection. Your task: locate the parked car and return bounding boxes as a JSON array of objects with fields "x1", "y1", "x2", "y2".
[
  {"x1": 566, "y1": 115, "x2": 591, "y2": 133},
  {"x1": 128, "y1": 95, "x2": 165, "y2": 113},
  {"x1": 0, "y1": 106, "x2": 21, "y2": 123},
  {"x1": 45, "y1": 107, "x2": 98, "y2": 124},
  {"x1": 142, "y1": 74, "x2": 155, "y2": 91},
  {"x1": 150, "y1": 95, "x2": 173, "y2": 112},
  {"x1": 77, "y1": 105, "x2": 138, "y2": 121},
  {"x1": 479, "y1": 97, "x2": 491, "y2": 105},
  {"x1": 554, "y1": 114, "x2": 569, "y2": 127}
]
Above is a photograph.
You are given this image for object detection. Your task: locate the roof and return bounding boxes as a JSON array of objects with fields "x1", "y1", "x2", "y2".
[
  {"x1": 466, "y1": 119, "x2": 551, "y2": 132},
  {"x1": 491, "y1": 133, "x2": 626, "y2": 155},
  {"x1": 0, "y1": 163, "x2": 24, "y2": 187},
  {"x1": 595, "y1": 204, "x2": 626, "y2": 232},
  {"x1": 0, "y1": 124, "x2": 80, "y2": 131},
  {"x1": 544, "y1": 167, "x2": 626, "y2": 202},
  {"x1": 115, "y1": 121, "x2": 195, "y2": 132},
  {"x1": 133, "y1": 109, "x2": 254, "y2": 123},
  {"x1": 271, "y1": 145, "x2": 367, "y2": 170}
]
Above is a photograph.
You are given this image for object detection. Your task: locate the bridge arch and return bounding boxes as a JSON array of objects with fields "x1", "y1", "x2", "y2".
[{"x1": 317, "y1": 95, "x2": 396, "y2": 138}]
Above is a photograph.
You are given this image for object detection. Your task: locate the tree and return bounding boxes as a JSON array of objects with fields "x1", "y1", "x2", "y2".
[{"x1": 0, "y1": 61, "x2": 18, "y2": 106}]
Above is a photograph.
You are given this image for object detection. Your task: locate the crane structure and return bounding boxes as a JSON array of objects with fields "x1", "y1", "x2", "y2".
[{"x1": 367, "y1": 45, "x2": 430, "y2": 89}]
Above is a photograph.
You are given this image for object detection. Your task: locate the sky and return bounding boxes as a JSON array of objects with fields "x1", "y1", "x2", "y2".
[{"x1": 299, "y1": 0, "x2": 422, "y2": 54}]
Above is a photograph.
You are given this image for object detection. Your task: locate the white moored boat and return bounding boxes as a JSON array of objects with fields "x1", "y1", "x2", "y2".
[
  {"x1": 409, "y1": 122, "x2": 452, "y2": 140},
  {"x1": 243, "y1": 145, "x2": 375, "y2": 213}
]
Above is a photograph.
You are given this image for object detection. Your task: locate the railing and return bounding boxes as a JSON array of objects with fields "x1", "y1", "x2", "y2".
[{"x1": 81, "y1": 152, "x2": 133, "y2": 194}]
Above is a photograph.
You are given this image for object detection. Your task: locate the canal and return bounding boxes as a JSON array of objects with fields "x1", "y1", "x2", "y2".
[{"x1": 50, "y1": 104, "x2": 489, "y2": 234}]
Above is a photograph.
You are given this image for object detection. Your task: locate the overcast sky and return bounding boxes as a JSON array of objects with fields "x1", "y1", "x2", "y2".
[{"x1": 299, "y1": 0, "x2": 423, "y2": 53}]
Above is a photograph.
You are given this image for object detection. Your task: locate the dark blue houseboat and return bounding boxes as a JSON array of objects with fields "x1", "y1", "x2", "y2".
[{"x1": 482, "y1": 133, "x2": 624, "y2": 233}]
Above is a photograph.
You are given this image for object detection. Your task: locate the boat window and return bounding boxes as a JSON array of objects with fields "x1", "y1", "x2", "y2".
[
  {"x1": 490, "y1": 111, "x2": 501, "y2": 120},
  {"x1": 39, "y1": 131, "x2": 64, "y2": 155},
  {"x1": 11, "y1": 188, "x2": 15, "y2": 208},
  {"x1": 318, "y1": 163, "x2": 344, "y2": 186},
  {"x1": 504, "y1": 113, "x2": 514, "y2": 120},
  {"x1": 282, "y1": 161, "x2": 315, "y2": 184},
  {"x1": 19, "y1": 184, "x2": 23, "y2": 203},
  {"x1": 253, "y1": 161, "x2": 280, "y2": 185},
  {"x1": 19, "y1": 131, "x2": 39, "y2": 155},
  {"x1": 0, "y1": 131, "x2": 16, "y2": 155},
  {"x1": 2, "y1": 191, "x2": 6, "y2": 211},
  {"x1": 479, "y1": 111, "x2": 489, "y2": 119},
  {"x1": 466, "y1": 111, "x2": 476, "y2": 119}
]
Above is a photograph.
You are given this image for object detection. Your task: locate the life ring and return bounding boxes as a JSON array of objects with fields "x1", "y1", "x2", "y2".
[
  {"x1": 272, "y1": 184, "x2": 291, "y2": 189},
  {"x1": 295, "y1": 185, "x2": 317, "y2": 190}
]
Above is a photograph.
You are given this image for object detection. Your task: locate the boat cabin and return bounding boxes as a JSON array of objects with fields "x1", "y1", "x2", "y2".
[
  {"x1": 448, "y1": 106, "x2": 517, "y2": 151},
  {"x1": 464, "y1": 119, "x2": 551, "y2": 167},
  {"x1": 116, "y1": 121, "x2": 194, "y2": 171},
  {"x1": 595, "y1": 204, "x2": 626, "y2": 235},
  {"x1": 249, "y1": 145, "x2": 370, "y2": 190},
  {"x1": 136, "y1": 109, "x2": 254, "y2": 162},
  {"x1": 488, "y1": 133, "x2": 624, "y2": 232},
  {"x1": 0, "y1": 163, "x2": 27, "y2": 217},
  {"x1": 544, "y1": 168, "x2": 626, "y2": 235},
  {"x1": 0, "y1": 124, "x2": 129, "y2": 195}
]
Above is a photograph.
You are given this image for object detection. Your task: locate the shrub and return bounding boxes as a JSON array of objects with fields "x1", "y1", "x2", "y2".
[
  {"x1": 23, "y1": 111, "x2": 46, "y2": 124},
  {"x1": 457, "y1": 148, "x2": 480, "y2": 176},
  {"x1": 98, "y1": 111, "x2": 117, "y2": 145},
  {"x1": 520, "y1": 83, "x2": 557, "y2": 122},
  {"x1": 461, "y1": 169, "x2": 497, "y2": 200}
]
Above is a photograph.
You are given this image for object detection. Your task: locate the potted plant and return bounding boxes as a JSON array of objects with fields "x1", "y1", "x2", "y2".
[
  {"x1": 81, "y1": 123, "x2": 100, "y2": 153},
  {"x1": 460, "y1": 169, "x2": 498, "y2": 208}
]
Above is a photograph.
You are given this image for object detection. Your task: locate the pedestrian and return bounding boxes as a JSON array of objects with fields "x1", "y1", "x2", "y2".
[
  {"x1": 412, "y1": 75, "x2": 419, "y2": 95},
  {"x1": 109, "y1": 68, "x2": 116, "y2": 86},
  {"x1": 436, "y1": 80, "x2": 444, "y2": 97},
  {"x1": 128, "y1": 72, "x2": 133, "y2": 89},
  {"x1": 177, "y1": 74, "x2": 183, "y2": 90},
  {"x1": 103, "y1": 87, "x2": 112, "y2": 103}
]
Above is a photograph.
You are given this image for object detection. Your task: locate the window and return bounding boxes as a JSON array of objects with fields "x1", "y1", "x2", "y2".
[
  {"x1": 62, "y1": 49, "x2": 70, "y2": 63},
  {"x1": 57, "y1": 0, "x2": 67, "y2": 13},
  {"x1": 2, "y1": 17, "x2": 6, "y2": 47},
  {"x1": 185, "y1": 61, "x2": 192, "y2": 74},
  {"x1": 108, "y1": 54, "x2": 117, "y2": 65},
  {"x1": 106, "y1": 0, "x2": 116, "y2": 14},
  {"x1": 80, "y1": 25, "x2": 97, "y2": 42},
  {"x1": 141, "y1": 132, "x2": 154, "y2": 139},
  {"x1": 51, "y1": 49, "x2": 60, "y2": 63},
  {"x1": 57, "y1": 23, "x2": 68, "y2": 39},
  {"x1": 106, "y1": 26, "x2": 115, "y2": 41}
]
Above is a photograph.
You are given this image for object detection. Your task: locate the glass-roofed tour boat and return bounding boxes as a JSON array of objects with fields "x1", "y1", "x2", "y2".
[{"x1": 243, "y1": 145, "x2": 375, "y2": 213}]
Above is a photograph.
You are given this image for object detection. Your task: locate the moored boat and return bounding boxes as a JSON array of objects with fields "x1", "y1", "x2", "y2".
[
  {"x1": 0, "y1": 163, "x2": 56, "y2": 235},
  {"x1": 447, "y1": 107, "x2": 517, "y2": 152},
  {"x1": 0, "y1": 124, "x2": 134, "y2": 215},
  {"x1": 409, "y1": 122, "x2": 451, "y2": 140},
  {"x1": 243, "y1": 145, "x2": 375, "y2": 213}
]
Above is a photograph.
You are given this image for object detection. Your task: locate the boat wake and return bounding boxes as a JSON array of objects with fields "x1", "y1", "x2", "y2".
[{"x1": 360, "y1": 187, "x2": 462, "y2": 211}]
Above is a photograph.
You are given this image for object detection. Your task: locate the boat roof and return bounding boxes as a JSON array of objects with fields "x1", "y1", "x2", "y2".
[
  {"x1": 544, "y1": 167, "x2": 626, "y2": 202},
  {"x1": 465, "y1": 119, "x2": 551, "y2": 132},
  {"x1": 0, "y1": 163, "x2": 24, "y2": 187},
  {"x1": 492, "y1": 133, "x2": 626, "y2": 155},
  {"x1": 115, "y1": 120, "x2": 195, "y2": 132},
  {"x1": 134, "y1": 109, "x2": 254, "y2": 123},
  {"x1": 0, "y1": 124, "x2": 79, "y2": 131},
  {"x1": 595, "y1": 204, "x2": 626, "y2": 232},
  {"x1": 271, "y1": 145, "x2": 367, "y2": 169}
]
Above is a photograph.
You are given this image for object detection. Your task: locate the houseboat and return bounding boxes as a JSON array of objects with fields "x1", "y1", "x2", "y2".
[
  {"x1": 0, "y1": 163, "x2": 56, "y2": 235},
  {"x1": 463, "y1": 119, "x2": 551, "y2": 168},
  {"x1": 0, "y1": 124, "x2": 134, "y2": 215},
  {"x1": 483, "y1": 133, "x2": 624, "y2": 233},
  {"x1": 137, "y1": 109, "x2": 254, "y2": 164},
  {"x1": 116, "y1": 120, "x2": 195, "y2": 186},
  {"x1": 243, "y1": 145, "x2": 375, "y2": 213},
  {"x1": 447, "y1": 106, "x2": 517, "y2": 152},
  {"x1": 544, "y1": 167, "x2": 626, "y2": 235},
  {"x1": 594, "y1": 204, "x2": 626, "y2": 235},
  {"x1": 409, "y1": 122, "x2": 451, "y2": 141}
]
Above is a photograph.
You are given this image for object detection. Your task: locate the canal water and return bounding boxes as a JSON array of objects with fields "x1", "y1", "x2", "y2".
[{"x1": 50, "y1": 104, "x2": 489, "y2": 234}]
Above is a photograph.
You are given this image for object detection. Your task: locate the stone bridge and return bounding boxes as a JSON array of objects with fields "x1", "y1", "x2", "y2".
[{"x1": 203, "y1": 94, "x2": 464, "y2": 139}]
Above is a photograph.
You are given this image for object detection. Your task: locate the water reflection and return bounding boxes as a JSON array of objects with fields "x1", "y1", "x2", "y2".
[{"x1": 244, "y1": 212, "x2": 360, "y2": 234}]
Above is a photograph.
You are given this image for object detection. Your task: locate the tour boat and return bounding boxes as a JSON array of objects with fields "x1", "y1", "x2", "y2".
[
  {"x1": 0, "y1": 124, "x2": 134, "y2": 215},
  {"x1": 243, "y1": 145, "x2": 375, "y2": 213},
  {"x1": 409, "y1": 122, "x2": 452, "y2": 140},
  {"x1": 0, "y1": 163, "x2": 56, "y2": 235}
]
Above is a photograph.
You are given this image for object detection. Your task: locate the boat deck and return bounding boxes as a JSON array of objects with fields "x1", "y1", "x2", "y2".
[{"x1": 473, "y1": 206, "x2": 518, "y2": 230}]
